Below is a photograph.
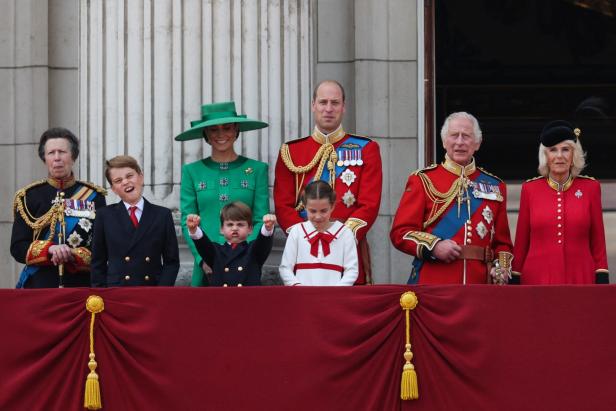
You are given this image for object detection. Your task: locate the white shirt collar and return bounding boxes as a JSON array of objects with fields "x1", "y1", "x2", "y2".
[{"x1": 123, "y1": 197, "x2": 144, "y2": 212}]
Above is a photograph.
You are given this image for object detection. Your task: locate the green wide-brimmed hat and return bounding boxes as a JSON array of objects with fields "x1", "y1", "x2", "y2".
[{"x1": 174, "y1": 101, "x2": 268, "y2": 141}]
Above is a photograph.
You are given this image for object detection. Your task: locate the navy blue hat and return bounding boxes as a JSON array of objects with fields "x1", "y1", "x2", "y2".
[{"x1": 540, "y1": 120, "x2": 580, "y2": 147}]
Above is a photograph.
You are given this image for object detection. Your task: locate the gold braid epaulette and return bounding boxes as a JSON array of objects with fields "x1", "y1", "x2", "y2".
[
  {"x1": 477, "y1": 167, "x2": 503, "y2": 183},
  {"x1": 80, "y1": 181, "x2": 108, "y2": 196},
  {"x1": 577, "y1": 175, "x2": 596, "y2": 180},
  {"x1": 525, "y1": 176, "x2": 543, "y2": 183},
  {"x1": 13, "y1": 180, "x2": 61, "y2": 241}
]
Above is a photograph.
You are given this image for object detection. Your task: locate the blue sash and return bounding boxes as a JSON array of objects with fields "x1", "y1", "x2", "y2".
[
  {"x1": 16, "y1": 184, "x2": 98, "y2": 288},
  {"x1": 299, "y1": 136, "x2": 369, "y2": 219},
  {"x1": 408, "y1": 171, "x2": 500, "y2": 284}
]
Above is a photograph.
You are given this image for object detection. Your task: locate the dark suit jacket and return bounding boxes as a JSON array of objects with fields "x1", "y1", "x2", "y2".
[
  {"x1": 91, "y1": 198, "x2": 179, "y2": 286},
  {"x1": 194, "y1": 230, "x2": 273, "y2": 286}
]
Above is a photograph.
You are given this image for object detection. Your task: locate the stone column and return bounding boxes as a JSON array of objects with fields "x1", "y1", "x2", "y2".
[
  {"x1": 0, "y1": 0, "x2": 80, "y2": 288},
  {"x1": 79, "y1": 0, "x2": 313, "y2": 282},
  {"x1": 315, "y1": 0, "x2": 422, "y2": 283}
]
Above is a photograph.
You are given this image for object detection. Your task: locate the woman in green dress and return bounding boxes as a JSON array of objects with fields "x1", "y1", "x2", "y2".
[{"x1": 175, "y1": 101, "x2": 269, "y2": 286}]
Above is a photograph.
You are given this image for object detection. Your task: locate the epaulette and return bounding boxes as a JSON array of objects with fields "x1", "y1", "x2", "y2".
[
  {"x1": 15, "y1": 179, "x2": 47, "y2": 195},
  {"x1": 411, "y1": 164, "x2": 438, "y2": 176},
  {"x1": 577, "y1": 175, "x2": 596, "y2": 180},
  {"x1": 525, "y1": 176, "x2": 543, "y2": 183},
  {"x1": 80, "y1": 181, "x2": 108, "y2": 195},
  {"x1": 478, "y1": 167, "x2": 503, "y2": 183},
  {"x1": 284, "y1": 136, "x2": 311, "y2": 145},
  {"x1": 347, "y1": 133, "x2": 373, "y2": 141}
]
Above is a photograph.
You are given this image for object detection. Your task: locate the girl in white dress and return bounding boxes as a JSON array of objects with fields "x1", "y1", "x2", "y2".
[{"x1": 279, "y1": 180, "x2": 358, "y2": 286}]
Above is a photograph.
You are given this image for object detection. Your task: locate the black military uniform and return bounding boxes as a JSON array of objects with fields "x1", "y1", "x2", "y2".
[
  {"x1": 11, "y1": 176, "x2": 107, "y2": 288},
  {"x1": 193, "y1": 230, "x2": 273, "y2": 286},
  {"x1": 90, "y1": 199, "x2": 180, "y2": 287}
]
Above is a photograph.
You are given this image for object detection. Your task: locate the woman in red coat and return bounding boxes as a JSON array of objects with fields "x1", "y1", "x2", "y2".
[{"x1": 512, "y1": 120, "x2": 609, "y2": 284}]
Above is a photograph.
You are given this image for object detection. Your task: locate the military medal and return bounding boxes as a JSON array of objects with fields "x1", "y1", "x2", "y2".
[
  {"x1": 350, "y1": 150, "x2": 357, "y2": 166},
  {"x1": 475, "y1": 221, "x2": 487, "y2": 239},
  {"x1": 78, "y1": 218, "x2": 92, "y2": 232},
  {"x1": 342, "y1": 190, "x2": 356, "y2": 207},
  {"x1": 343, "y1": 151, "x2": 350, "y2": 166},
  {"x1": 67, "y1": 231, "x2": 83, "y2": 248},
  {"x1": 336, "y1": 150, "x2": 344, "y2": 167},
  {"x1": 481, "y1": 205, "x2": 493, "y2": 224},
  {"x1": 356, "y1": 150, "x2": 363, "y2": 166},
  {"x1": 340, "y1": 169, "x2": 357, "y2": 187}
]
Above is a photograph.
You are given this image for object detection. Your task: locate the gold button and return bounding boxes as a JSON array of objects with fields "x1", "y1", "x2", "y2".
[
  {"x1": 125, "y1": 256, "x2": 130, "y2": 262},
  {"x1": 223, "y1": 284, "x2": 228, "y2": 287},
  {"x1": 558, "y1": 240, "x2": 562, "y2": 244},
  {"x1": 558, "y1": 232, "x2": 562, "y2": 236},
  {"x1": 145, "y1": 257, "x2": 150, "y2": 262},
  {"x1": 224, "y1": 267, "x2": 229, "y2": 272},
  {"x1": 558, "y1": 224, "x2": 562, "y2": 228},
  {"x1": 238, "y1": 266, "x2": 243, "y2": 271},
  {"x1": 466, "y1": 232, "x2": 472, "y2": 237},
  {"x1": 557, "y1": 192, "x2": 561, "y2": 196},
  {"x1": 145, "y1": 275, "x2": 150, "y2": 281},
  {"x1": 557, "y1": 209, "x2": 561, "y2": 213},
  {"x1": 557, "y1": 216, "x2": 562, "y2": 220},
  {"x1": 124, "y1": 275, "x2": 130, "y2": 280},
  {"x1": 238, "y1": 283, "x2": 243, "y2": 287},
  {"x1": 467, "y1": 239, "x2": 472, "y2": 244},
  {"x1": 558, "y1": 198, "x2": 562, "y2": 202}
]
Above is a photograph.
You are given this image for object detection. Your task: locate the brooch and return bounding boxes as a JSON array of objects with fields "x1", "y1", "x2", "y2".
[
  {"x1": 575, "y1": 189, "x2": 583, "y2": 199},
  {"x1": 481, "y1": 205, "x2": 493, "y2": 224},
  {"x1": 475, "y1": 221, "x2": 487, "y2": 239},
  {"x1": 245, "y1": 167, "x2": 253, "y2": 174},
  {"x1": 342, "y1": 190, "x2": 356, "y2": 207},
  {"x1": 340, "y1": 169, "x2": 356, "y2": 187}
]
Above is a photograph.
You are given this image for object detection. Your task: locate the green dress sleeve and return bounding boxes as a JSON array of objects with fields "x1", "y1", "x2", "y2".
[
  {"x1": 247, "y1": 161, "x2": 269, "y2": 242},
  {"x1": 179, "y1": 163, "x2": 204, "y2": 286}
]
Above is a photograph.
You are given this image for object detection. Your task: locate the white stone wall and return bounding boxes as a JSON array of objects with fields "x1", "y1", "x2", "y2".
[
  {"x1": 0, "y1": 0, "x2": 79, "y2": 288},
  {"x1": 314, "y1": 0, "x2": 421, "y2": 283}
]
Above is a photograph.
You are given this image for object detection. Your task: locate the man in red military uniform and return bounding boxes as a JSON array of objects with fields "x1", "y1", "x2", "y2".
[
  {"x1": 390, "y1": 112, "x2": 513, "y2": 284},
  {"x1": 274, "y1": 80, "x2": 382, "y2": 284}
]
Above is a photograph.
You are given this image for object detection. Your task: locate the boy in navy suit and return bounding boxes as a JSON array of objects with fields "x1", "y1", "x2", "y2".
[
  {"x1": 91, "y1": 155, "x2": 179, "y2": 286},
  {"x1": 186, "y1": 202, "x2": 276, "y2": 286}
]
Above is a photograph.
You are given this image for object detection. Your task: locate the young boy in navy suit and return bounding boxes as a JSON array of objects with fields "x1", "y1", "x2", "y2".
[
  {"x1": 186, "y1": 202, "x2": 276, "y2": 286},
  {"x1": 91, "y1": 155, "x2": 179, "y2": 286}
]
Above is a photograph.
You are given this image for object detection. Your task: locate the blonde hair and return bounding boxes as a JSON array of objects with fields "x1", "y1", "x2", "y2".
[{"x1": 537, "y1": 139, "x2": 586, "y2": 178}]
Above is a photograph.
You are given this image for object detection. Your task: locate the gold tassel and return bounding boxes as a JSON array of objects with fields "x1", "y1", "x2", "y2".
[
  {"x1": 400, "y1": 291, "x2": 419, "y2": 400},
  {"x1": 84, "y1": 295, "x2": 104, "y2": 410}
]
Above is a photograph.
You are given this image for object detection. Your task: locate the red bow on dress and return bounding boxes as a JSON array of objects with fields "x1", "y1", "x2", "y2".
[{"x1": 308, "y1": 232, "x2": 335, "y2": 257}]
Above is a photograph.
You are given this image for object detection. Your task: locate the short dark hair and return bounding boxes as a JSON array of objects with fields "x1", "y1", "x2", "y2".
[
  {"x1": 38, "y1": 127, "x2": 80, "y2": 161},
  {"x1": 104, "y1": 155, "x2": 143, "y2": 184},
  {"x1": 301, "y1": 180, "x2": 336, "y2": 205},
  {"x1": 220, "y1": 201, "x2": 253, "y2": 227},
  {"x1": 312, "y1": 80, "x2": 346, "y2": 102}
]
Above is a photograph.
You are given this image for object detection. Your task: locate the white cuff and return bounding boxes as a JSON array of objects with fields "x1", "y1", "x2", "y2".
[
  {"x1": 189, "y1": 227, "x2": 204, "y2": 240},
  {"x1": 261, "y1": 224, "x2": 274, "y2": 237}
]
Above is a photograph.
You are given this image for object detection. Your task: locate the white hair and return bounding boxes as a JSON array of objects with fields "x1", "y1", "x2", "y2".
[
  {"x1": 440, "y1": 112, "x2": 482, "y2": 144},
  {"x1": 537, "y1": 139, "x2": 586, "y2": 178}
]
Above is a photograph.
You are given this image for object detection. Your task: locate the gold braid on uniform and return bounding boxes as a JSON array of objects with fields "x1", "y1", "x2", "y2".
[
  {"x1": 416, "y1": 172, "x2": 462, "y2": 228},
  {"x1": 280, "y1": 143, "x2": 338, "y2": 210},
  {"x1": 13, "y1": 180, "x2": 63, "y2": 242}
]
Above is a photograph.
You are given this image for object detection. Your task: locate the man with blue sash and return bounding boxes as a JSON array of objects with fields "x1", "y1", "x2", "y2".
[
  {"x1": 274, "y1": 80, "x2": 382, "y2": 285},
  {"x1": 10, "y1": 127, "x2": 106, "y2": 288},
  {"x1": 390, "y1": 112, "x2": 513, "y2": 284}
]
